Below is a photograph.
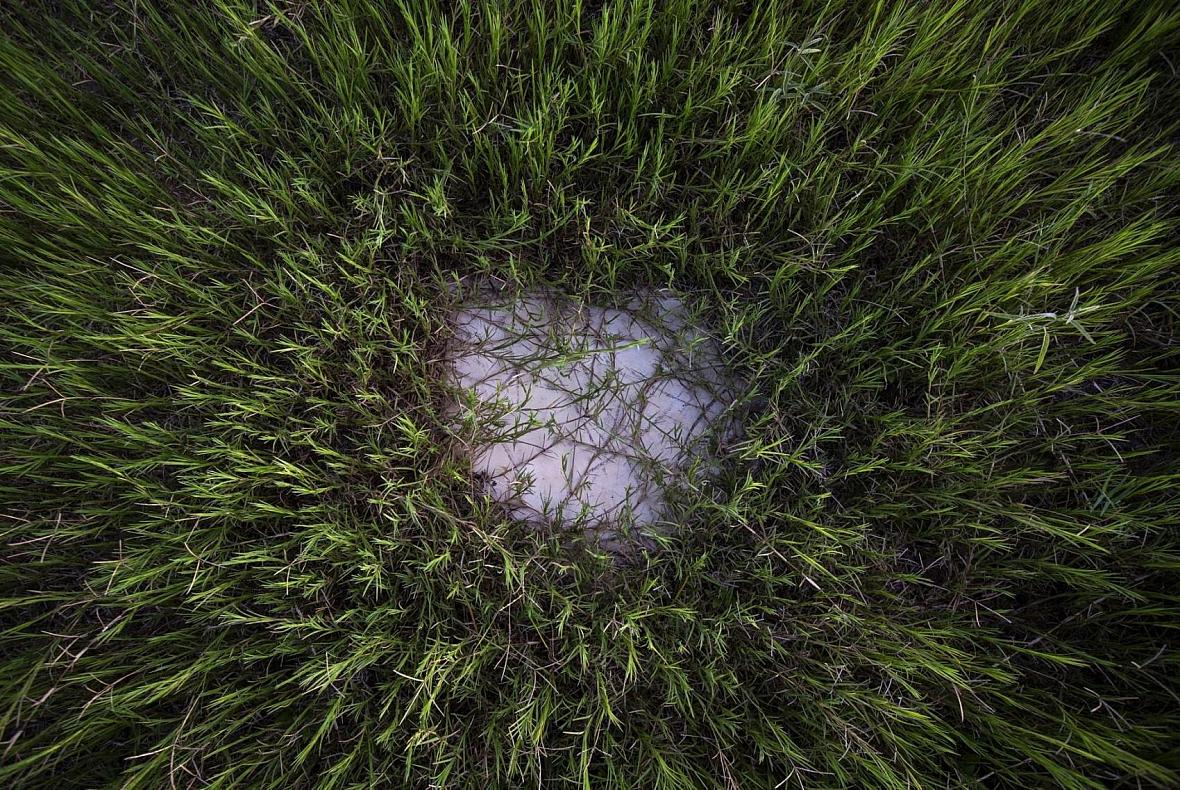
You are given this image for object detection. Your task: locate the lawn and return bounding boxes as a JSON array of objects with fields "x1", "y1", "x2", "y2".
[{"x1": 2, "y1": 1, "x2": 1179, "y2": 787}]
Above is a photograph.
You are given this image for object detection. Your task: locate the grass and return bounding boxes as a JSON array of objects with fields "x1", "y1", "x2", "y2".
[{"x1": 1, "y1": 0, "x2": 1179, "y2": 787}]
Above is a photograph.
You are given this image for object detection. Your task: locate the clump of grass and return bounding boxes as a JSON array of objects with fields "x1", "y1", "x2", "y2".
[{"x1": 1, "y1": 1, "x2": 1179, "y2": 787}]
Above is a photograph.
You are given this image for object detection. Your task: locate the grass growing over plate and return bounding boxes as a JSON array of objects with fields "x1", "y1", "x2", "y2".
[{"x1": 2, "y1": 0, "x2": 1179, "y2": 787}]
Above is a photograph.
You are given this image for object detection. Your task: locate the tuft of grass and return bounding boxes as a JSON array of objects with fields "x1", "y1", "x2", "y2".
[{"x1": 2, "y1": 1, "x2": 1179, "y2": 787}]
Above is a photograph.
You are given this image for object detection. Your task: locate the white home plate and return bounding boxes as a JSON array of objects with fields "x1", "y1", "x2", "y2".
[{"x1": 448, "y1": 289, "x2": 736, "y2": 551}]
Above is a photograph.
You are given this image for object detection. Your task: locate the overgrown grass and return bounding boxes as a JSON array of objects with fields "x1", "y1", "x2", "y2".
[{"x1": 2, "y1": 1, "x2": 1179, "y2": 787}]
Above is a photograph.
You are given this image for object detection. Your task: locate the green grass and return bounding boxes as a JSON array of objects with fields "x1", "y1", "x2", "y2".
[{"x1": 2, "y1": 1, "x2": 1179, "y2": 787}]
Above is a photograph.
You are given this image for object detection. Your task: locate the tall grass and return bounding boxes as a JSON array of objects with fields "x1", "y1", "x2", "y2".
[{"x1": 2, "y1": 1, "x2": 1179, "y2": 787}]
